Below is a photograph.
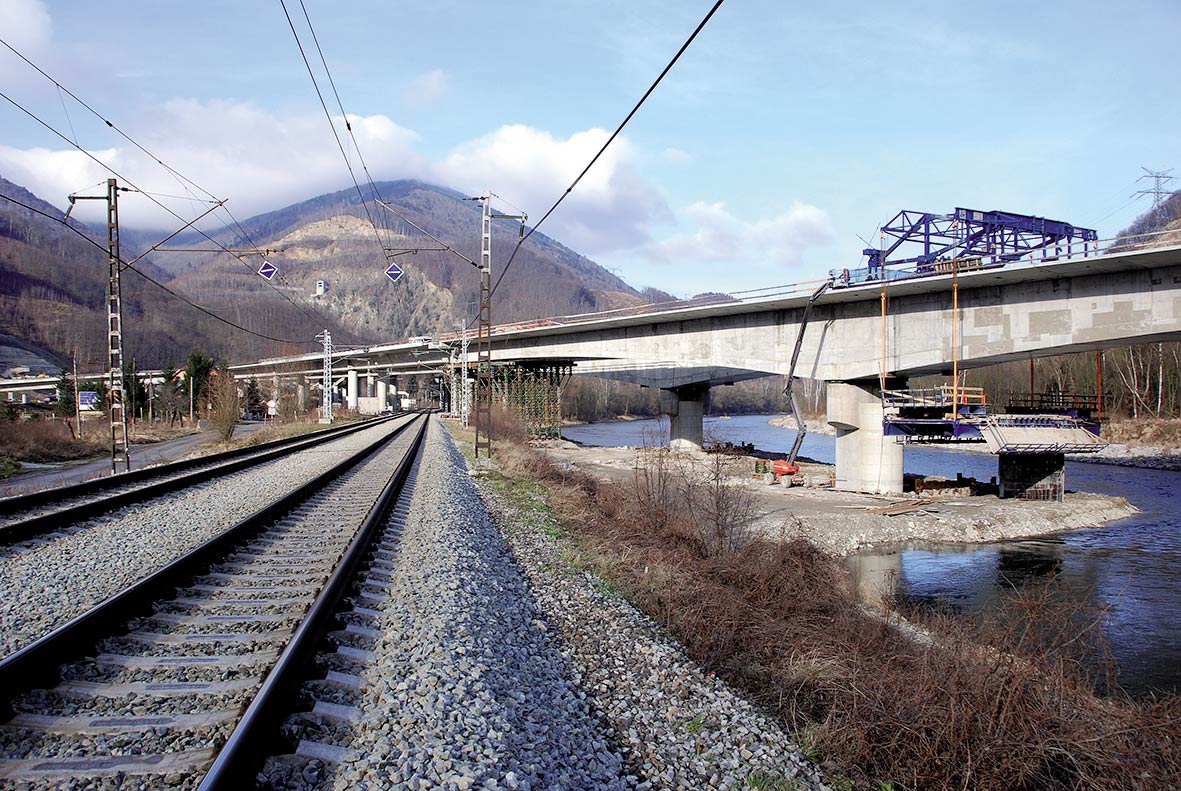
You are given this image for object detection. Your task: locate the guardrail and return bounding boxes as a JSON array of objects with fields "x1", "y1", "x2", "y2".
[{"x1": 432, "y1": 229, "x2": 1181, "y2": 344}]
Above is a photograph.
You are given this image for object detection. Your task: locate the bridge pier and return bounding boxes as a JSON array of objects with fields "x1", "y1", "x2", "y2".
[
  {"x1": 827, "y1": 381, "x2": 903, "y2": 494},
  {"x1": 661, "y1": 383, "x2": 710, "y2": 452},
  {"x1": 377, "y1": 379, "x2": 389, "y2": 411},
  {"x1": 347, "y1": 369, "x2": 359, "y2": 411}
]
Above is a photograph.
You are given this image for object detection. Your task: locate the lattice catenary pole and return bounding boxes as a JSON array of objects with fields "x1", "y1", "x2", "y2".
[{"x1": 316, "y1": 329, "x2": 333, "y2": 422}]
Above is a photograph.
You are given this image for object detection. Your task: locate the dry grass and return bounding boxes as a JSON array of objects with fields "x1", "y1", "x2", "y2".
[
  {"x1": 490, "y1": 428, "x2": 1181, "y2": 791},
  {"x1": 0, "y1": 418, "x2": 106, "y2": 465}
]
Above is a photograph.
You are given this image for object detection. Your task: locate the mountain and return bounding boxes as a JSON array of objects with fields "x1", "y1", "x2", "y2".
[
  {"x1": 0, "y1": 176, "x2": 650, "y2": 372},
  {"x1": 158, "y1": 180, "x2": 647, "y2": 345},
  {"x1": 1114, "y1": 190, "x2": 1181, "y2": 247}
]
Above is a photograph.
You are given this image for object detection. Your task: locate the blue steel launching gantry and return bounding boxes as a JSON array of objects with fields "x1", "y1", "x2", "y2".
[
  {"x1": 846, "y1": 207, "x2": 1098, "y2": 284},
  {"x1": 846, "y1": 207, "x2": 1107, "y2": 467}
]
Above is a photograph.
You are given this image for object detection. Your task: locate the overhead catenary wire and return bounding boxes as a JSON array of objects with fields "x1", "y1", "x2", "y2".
[
  {"x1": 277, "y1": 0, "x2": 391, "y2": 258},
  {"x1": 0, "y1": 86, "x2": 325, "y2": 326},
  {"x1": 293, "y1": 0, "x2": 439, "y2": 261},
  {"x1": 484, "y1": 0, "x2": 727, "y2": 307},
  {"x1": 0, "y1": 191, "x2": 311, "y2": 345},
  {"x1": 0, "y1": 35, "x2": 327, "y2": 325}
]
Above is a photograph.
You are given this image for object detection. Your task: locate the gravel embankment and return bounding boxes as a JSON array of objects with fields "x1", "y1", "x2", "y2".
[
  {"x1": 0, "y1": 418, "x2": 409, "y2": 656},
  {"x1": 475, "y1": 451, "x2": 828, "y2": 788}
]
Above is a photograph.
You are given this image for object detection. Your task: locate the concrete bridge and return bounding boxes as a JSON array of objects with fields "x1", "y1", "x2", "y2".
[{"x1": 231, "y1": 242, "x2": 1181, "y2": 492}]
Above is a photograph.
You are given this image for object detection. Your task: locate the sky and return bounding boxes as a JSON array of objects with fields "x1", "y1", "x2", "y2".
[{"x1": 1, "y1": 0, "x2": 1179, "y2": 298}]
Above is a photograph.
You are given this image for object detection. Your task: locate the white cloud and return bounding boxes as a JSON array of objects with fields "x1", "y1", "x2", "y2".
[
  {"x1": 0, "y1": 98, "x2": 833, "y2": 291},
  {"x1": 404, "y1": 69, "x2": 449, "y2": 103},
  {"x1": 660, "y1": 147, "x2": 691, "y2": 164},
  {"x1": 648, "y1": 200, "x2": 834, "y2": 272},
  {"x1": 0, "y1": 0, "x2": 53, "y2": 88},
  {"x1": 434, "y1": 124, "x2": 669, "y2": 254},
  {"x1": 0, "y1": 99, "x2": 424, "y2": 228},
  {"x1": 0, "y1": 104, "x2": 673, "y2": 260},
  {"x1": 2, "y1": 0, "x2": 51, "y2": 51}
]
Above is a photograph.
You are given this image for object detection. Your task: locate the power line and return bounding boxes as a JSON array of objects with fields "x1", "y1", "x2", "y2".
[
  {"x1": 0, "y1": 35, "x2": 327, "y2": 324},
  {"x1": 466, "y1": 0, "x2": 725, "y2": 328},
  {"x1": 277, "y1": 0, "x2": 390, "y2": 258},
  {"x1": 487, "y1": 0, "x2": 726, "y2": 304},
  {"x1": 0, "y1": 191, "x2": 310, "y2": 345},
  {"x1": 0, "y1": 86, "x2": 325, "y2": 325}
]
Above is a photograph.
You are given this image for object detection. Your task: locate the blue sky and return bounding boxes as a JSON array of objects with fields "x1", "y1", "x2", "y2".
[{"x1": 1, "y1": 0, "x2": 1178, "y2": 297}]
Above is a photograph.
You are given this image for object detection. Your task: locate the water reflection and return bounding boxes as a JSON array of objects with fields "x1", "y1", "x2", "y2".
[
  {"x1": 565, "y1": 414, "x2": 1181, "y2": 696},
  {"x1": 996, "y1": 541, "x2": 1064, "y2": 587}
]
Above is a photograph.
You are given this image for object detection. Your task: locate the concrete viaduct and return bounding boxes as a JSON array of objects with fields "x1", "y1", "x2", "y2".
[{"x1": 229, "y1": 242, "x2": 1181, "y2": 493}]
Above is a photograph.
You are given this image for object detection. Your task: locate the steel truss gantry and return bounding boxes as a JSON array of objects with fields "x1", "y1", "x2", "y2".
[{"x1": 863, "y1": 207, "x2": 1098, "y2": 279}]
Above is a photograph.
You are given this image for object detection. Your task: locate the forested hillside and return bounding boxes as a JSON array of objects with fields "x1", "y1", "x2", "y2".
[{"x1": 0, "y1": 176, "x2": 650, "y2": 372}]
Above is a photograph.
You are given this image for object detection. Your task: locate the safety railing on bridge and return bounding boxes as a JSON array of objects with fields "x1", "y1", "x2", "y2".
[
  {"x1": 433, "y1": 227, "x2": 1181, "y2": 343},
  {"x1": 882, "y1": 385, "x2": 987, "y2": 409},
  {"x1": 1007, "y1": 392, "x2": 1103, "y2": 412}
]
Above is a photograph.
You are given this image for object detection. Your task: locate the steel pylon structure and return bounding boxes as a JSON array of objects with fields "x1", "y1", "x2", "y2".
[
  {"x1": 316, "y1": 330, "x2": 333, "y2": 422},
  {"x1": 472, "y1": 193, "x2": 526, "y2": 459}
]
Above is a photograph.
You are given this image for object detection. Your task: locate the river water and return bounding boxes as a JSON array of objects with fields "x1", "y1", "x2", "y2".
[{"x1": 563, "y1": 414, "x2": 1181, "y2": 696}]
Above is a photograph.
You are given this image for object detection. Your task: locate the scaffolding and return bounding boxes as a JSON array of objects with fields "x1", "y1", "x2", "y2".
[{"x1": 492, "y1": 362, "x2": 572, "y2": 439}]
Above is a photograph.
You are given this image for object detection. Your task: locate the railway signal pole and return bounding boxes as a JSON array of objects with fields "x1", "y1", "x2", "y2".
[{"x1": 67, "y1": 179, "x2": 130, "y2": 474}]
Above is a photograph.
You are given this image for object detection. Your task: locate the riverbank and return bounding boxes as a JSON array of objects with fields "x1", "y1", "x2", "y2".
[
  {"x1": 539, "y1": 441, "x2": 1138, "y2": 557},
  {"x1": 491, "y1": 428, "x2": 1180, "y2": 790}
]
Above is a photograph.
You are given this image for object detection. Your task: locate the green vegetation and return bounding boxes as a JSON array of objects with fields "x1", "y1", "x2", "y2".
[{"x1": 0, "y1": 457, "x2": 21, "y2": 478}]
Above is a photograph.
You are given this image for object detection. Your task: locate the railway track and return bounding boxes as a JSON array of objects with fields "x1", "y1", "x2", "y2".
[
  {"x1": 0, "y1": 413, "x2": 400, "y2": 546},
  {"x1": 0, "y1": 413, "x2": 428, "y2": 790}
]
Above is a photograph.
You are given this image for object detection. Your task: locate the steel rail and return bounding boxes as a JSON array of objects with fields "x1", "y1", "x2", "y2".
[
  {"x1": 199, "y1": 413, "x2": 428, "y2": 789},
  {"x1": 0, "y1": 413, "x2": 421, "y2": 702},
  {"x1": 0, "y1": 414, "x2": 401, "y2": 546},
  {"x1": 0, "y1": 413, "x2": 399, "y2": 517}
]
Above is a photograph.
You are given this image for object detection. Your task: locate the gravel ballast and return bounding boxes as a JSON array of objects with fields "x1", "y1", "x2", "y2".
[
  {"x1": 275, "y1": 420, "x2": 824, "y2": 790},
  {"x1": 290, "y1": 420, "x2": 626, "y2": 790},
  {"x1": 0, "y1": 418, "x2": 410, "y2": 656}
]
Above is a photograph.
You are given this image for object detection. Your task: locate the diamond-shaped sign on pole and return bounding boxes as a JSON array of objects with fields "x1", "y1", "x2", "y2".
[
  {"x1": 385, "y1": 262, "x2": 404, "y2": 283},
  {"x1": 257, "y1": 260, "x2": 278, "y2": 280}
]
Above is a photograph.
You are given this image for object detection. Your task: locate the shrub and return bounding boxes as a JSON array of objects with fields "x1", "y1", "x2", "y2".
[{"x1": 494, "y1": 434, "x2": 1181, "y2": 791}]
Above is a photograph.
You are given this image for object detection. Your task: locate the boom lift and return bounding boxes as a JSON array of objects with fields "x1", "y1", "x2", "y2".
[{"x1": 775, "y1": 278, "x2": 832, "y2": 481}]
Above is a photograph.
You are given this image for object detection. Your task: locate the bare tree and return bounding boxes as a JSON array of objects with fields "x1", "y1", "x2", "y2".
[{"x1": 208, "y1": 366, "x2": 241, "y2": 441}]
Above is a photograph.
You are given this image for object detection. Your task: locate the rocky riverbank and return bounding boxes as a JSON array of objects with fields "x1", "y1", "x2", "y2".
[{"x1": 537, "y1": 442, "x2": 1139, "y2": 558}]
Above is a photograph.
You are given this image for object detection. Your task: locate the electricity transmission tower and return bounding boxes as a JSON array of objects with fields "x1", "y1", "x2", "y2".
[
  {"x1": 67, "y1": 178, "x2": 130, "y2": 474},
  {"x1": 316, "y1": 330, "x2": 333, "y2": 422},
  {"x1": 1133, "y1": 167, "x2": 1175, "y2": 210}
]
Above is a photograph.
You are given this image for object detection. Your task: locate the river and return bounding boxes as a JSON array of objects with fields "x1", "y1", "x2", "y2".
[{"x1": 562, "y1": 414, "x2": 1181, "y2": 696}]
